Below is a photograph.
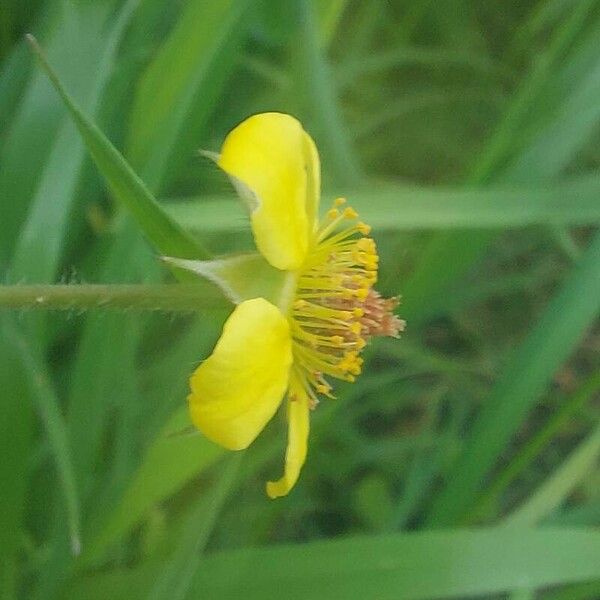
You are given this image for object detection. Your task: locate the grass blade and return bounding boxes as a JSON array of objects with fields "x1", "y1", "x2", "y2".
[
  {"x1": 400, "y1": 2, "x2": 599, "y2": 322},
  {"x1": 4, "y1": 319, "x2": 81, "y2": 555},
  {"x1": 127, "y1": 0, "x2": 251, "y2": 192},
  {"x1": 12, "y1": 1, "x2": 139, "y2": 283},
  {"x1": 146, "y1": 455, "x2": 242, "y2": 600},
  {"x1": 506, "y1": 423, "x2": 600, "y2": 527},
  {"x1": 471, "y1": 369, "x2": 600, "y2": 522},
  {"x1": 295, "y1": 0, "x2": 361, "y2": 185},
  {"x1": 67, "y1": 528, "x2": 600, "y2": 600},
  {"x1": 166, "y1": 174, "x2": 600, "y2": 232},
  {"x1": 26, "y1": 35, "x2": 208, "y2": 260},
  {"x1": 81, "y1": 406, "x2": 224, "y2": 565},
  {"x1": 427, "y1": 231, "x2": 600, "y2": 526}
]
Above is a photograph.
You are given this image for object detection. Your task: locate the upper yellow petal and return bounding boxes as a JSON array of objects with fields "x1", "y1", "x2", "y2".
[
  {"x1": 188, "y1": 298, "x2": 292, "y2": 450},
  {"x1": 218, "y1": 112, "x2": 321, "y2": 271},
  {"x1": 266, "y1": 381, "x2": 310, "y2": 499},
  {"x1": 302, "y1": 130, "x2": 320, "y2": 233}
]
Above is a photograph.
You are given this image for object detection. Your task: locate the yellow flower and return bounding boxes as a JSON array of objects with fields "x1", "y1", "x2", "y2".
[{"x1": 183, "y1": 113, "x2": 403, "y2": 498}]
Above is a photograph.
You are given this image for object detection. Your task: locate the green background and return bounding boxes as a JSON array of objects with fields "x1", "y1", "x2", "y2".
[{"x1": 1, "y1": 1, "x2": 599, "y2": 599}]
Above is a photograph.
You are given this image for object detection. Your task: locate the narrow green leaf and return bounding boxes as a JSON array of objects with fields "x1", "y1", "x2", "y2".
[
  {"x1": 127, "y1": 0, "x2": 251, "y2": 192},
  {"x1": 81, "y1": 406, "x2": 225, "y2": 565},
  {"x1": 26, "y1": 35, "x2": 208, "y2": 260},
  {"x1": 67, "y1": 528, "x2": 600, "y2": 600},
  {"x1": 427, "y1": 231, "x2": 600, "y2": 526},
  {"x1": 147, "y1": 455, "x2": 242, "y2": 600},
  {"x1": 12, "y1": 1, "x2": 138, "y2": 283},
  {"x1": 471, "y1": 369, "x2": 600, "y2": 522},
  {"x1": 166, "y1": 174, "x2": 600, "y2": 232},
  {"x1": 0, "y1": 319, "x2": 34, "y2": 572},
  {"x1": 3, "y1": 319, "x2": 81, "y2": 554},
  {"x1": 506, "y1": 424, "x2": 600, "y2": 527},
  {"x1": 541, "y1": 579, "x2": 600, "y2": 600},
  {"x1": 0, "y1": 5, "x2": 98, "y2": 263},
  {"x1": 401, "y1": 2, "x2": 600, "y2": 322},
  {"x1": 295, "y1": 0, "x2": 362, "y2": 185}
]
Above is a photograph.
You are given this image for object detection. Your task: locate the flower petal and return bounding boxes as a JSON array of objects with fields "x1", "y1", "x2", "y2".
[
  {"x1": 218, "y1": 112, "x2": 321, "y2": 271},
  {"x1": 266, "y1": 389, "x2": 310, "y2": 499},
  {"x1": 302, "y1": 129, "x2": 320, "y2": 232},
  {"x1": 188, "y1": 298, "x2": 292, "y2": 450}
]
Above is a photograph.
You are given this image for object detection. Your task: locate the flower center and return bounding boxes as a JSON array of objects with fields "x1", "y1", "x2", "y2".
[{"x1": 289, "y1": 198, "x2": 405, "y2": 407}]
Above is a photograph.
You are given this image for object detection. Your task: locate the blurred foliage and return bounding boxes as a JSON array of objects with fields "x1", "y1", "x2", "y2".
[{"x1": 0, "y1": 1, "x2": 599, "y2": 599}]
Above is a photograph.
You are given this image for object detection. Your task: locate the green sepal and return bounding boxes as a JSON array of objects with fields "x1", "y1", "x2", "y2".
[{"x1": 162, "y1": 253, "x2": 290, "y2": 306}]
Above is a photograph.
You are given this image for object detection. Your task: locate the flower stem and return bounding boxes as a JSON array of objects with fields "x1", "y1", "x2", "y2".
[{"x1": 0, "y1": 284, "x2": 228, "y2": 312}]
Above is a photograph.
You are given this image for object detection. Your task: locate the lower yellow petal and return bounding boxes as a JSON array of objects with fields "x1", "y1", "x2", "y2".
[
  {"x1": 266, "y1": 386, "x2": 310, "y2": 499},
  {"x1": 188, "y1": 298, "x2": 292, "y2": 451}
]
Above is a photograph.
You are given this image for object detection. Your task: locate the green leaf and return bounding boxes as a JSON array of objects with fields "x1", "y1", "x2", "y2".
[
  {"x1": 506, "y1": 423, "x2": 600, "y2": 527},
  {"x1": 4, "y1": 320, "x2": 81, "y2": 554},
  {"x1": 127, "y1": 0, "x2": 252, "y2": 192},
  {"x1": 81, "y1": 406, "x2": 225, "y2": 565},
  {"x1": 146, "y1": 455, "x2": 241, "y2": 600},
  {"x1": 0, "y1": 318, "x2": 34, "y2": 569},
  {"x1": 426, "y1": 231, "x2": 600, "y2": 526},
  {"x1": 471, "y1": 369, "x2": 600, "y2": 522},
  {"x1": 67, "y1": 528, "x2": 600, "y2": 600},
  {"x1": 12, "y1": 2, "x2": 137, "y2": 284},
  {"x1": 400, "y1": 2, "x2": 600, "y2": 323},
  {"x1": 26, "y1": 35, "x2": 208, "y2": 261},
  {"x1": 295, "y1": 0, "x2": 362, "y2": 185},
  {"x1": 166, "y1": 174, "x2": 600, "y2": 233}
]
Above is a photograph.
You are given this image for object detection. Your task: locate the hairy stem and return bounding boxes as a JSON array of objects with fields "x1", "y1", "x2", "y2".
[{"x1": 0, "y1": 284, "x2": 229, "y2": 312}]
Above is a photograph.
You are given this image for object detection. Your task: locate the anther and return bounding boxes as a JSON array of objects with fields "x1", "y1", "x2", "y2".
[
  {"x1": 334, "y1": 197, "x2": 347, "y2": 207},
  {"x1": 343, "y1": 207, "x2": 359, "y2": 219},
  {"x1": 327, "y1": 208, "x2": 339, "y2": 220},
  {"x1": 350, "y1": 322, "x2": 362, "y2": 335},
  {"x1": 358, "y1": 222, "x2": 371, "y2": 235}
]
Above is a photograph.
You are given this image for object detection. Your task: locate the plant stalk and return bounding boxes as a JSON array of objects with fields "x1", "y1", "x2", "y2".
[{"x1": 0, "y1": 284, "x2": 228, "y2": 312}]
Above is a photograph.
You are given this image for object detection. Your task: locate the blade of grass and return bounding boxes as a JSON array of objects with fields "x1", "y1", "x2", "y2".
[
  {"x1": 67, "y1": 0, "x2": 251, "y2": 561},
  {"x1": 26, "y1": 35, "x2": 208, "y2": 260},
  {"x1": 468, "y1": 0, "x2": 595, "y2": 184},
  {"x1": 80, "y1": 406, "x2": 225, "y2": 566},
  {"x1": 166, "y1": 174, "x2": 600, "y2": 232},
  {"x1": 0, "y1": 40, "x2": 31, "y2": 139},
  {"x1": 295, "y1": 0, "x2": 362, "y2": 185},
  {"x1": 337, "y1": 47, "x2": 512, "y2": 88},
  {"x1": 541, "y1": 580, "x2": 600, "y2": 600},
  {"x1": 127, "y1": 0, "x2": 251, "y2": 192},
  {"x1": 426, "y1": 231, "x2": 600, "y2": 526},
  {"x1": 0, "y1": 4, "x2": 98, "y2": 264},
  {"x1": 470, "y1": 369, "x2": 600, "y2": 522},
  {"x1": 505, "y1": 423, "x2": 600, "y2": 527},
  {"x1": 4, "y1": 319, "x2": 81, "y2": 554},
  {"x1": 0, "y1": 318, "x2": 34, "y2": 590},
  {"x1": 146, "y1": 455, "x2": 242, "y2": 600},
  {"x1": 12, "y1": 0, "x2": 139, "y2": 283},
  {"x1": 67, "y1": 528, "x2": 600, "y2": 600},
  {"x1": 509, "y1": 590, "x2": 535, "y2": 600},
  {"x1": 401, "y1": 0, "x2": 598, "y2": 323}
]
